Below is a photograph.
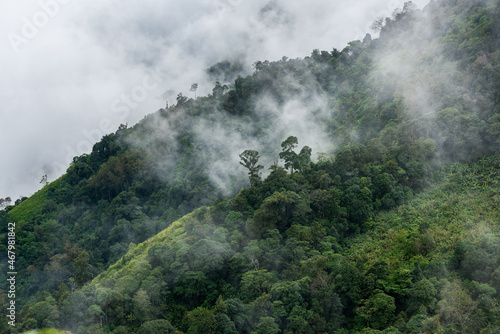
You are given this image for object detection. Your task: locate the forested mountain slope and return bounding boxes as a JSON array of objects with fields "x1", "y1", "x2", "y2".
[
  {"x1": 21, "y1": 151, "x2": 500, "y2": 333},
  {"x1": 0, "y1": 0, "x2": 499, "y2": 332}
]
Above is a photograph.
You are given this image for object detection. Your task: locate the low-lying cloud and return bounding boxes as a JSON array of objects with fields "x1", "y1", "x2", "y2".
[{"x1": 0, "y1": 0, "x2": 429, "y2": 200}]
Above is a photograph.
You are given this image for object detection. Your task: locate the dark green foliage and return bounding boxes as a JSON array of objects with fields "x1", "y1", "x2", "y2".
[
  {"x1": 252, "y1": 317, "x2": 280, "y2": 334},
  {"x1": 357, "y1": 292, "x2": 396, "y2": 329},
  {"x1": 1, "y1": 0, "x2": 500, "y2": 333},
  {"x1": 6, "y1": 154, "x2": 500, "y2": 334},
  {"x1": 73, "y1": 250, "x2": 93, "y2": 287},
  {"x1": 239, "y1": 150, "x2": 264, "y2": 186},
  {"x1": 138, "y1": 319, "x2": 176, "y2": 334},
  {"x1": 279, "y1": 136, "x2": 298, "y2": 175}
]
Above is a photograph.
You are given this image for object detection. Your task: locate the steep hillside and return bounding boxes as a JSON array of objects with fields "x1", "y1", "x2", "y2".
[
  {"x1": 0, "y1": 0, "x2": 499, "y2": 332},
  {"x1": 42, "y1": 155, "x2": 500, "y2": 333}
]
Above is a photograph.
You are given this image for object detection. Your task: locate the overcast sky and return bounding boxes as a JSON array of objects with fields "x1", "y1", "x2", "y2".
[{"x1": 0, "y1": 0, "x2": 430, "y2": 201}]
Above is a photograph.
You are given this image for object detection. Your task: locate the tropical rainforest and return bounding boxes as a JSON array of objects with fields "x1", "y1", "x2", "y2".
[{"x1": 1, "y1": 0, "x2": 500, "y2": 333}]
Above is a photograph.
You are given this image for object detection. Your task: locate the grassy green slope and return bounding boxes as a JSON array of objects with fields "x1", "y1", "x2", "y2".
[
  {"x1": 8, "y1": 178, "x2": 63, "y2": 226},
  {"x1": 24, "y1": 329, "x2": 73, "y2": 334},
  {"x1": 78, "y1": 155, "x2": 500, "y2": 333},
  {"x1": 348, "y1": 160, "x2": 500, "y2": 269},
  {"x1": 94, "y1": 155, "x2": 500, "y2": 283},
  {"x1": 92, "y1": 210, "x2": 192, "y2": 285},
  {"x1": 3, "y1": 0, "x2": 499, "y2": 331}
]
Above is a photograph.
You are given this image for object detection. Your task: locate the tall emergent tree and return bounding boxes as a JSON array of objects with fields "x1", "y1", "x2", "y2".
[
  {"x1": 295, "y1": 146, "x2": 312, "y2": 173},
  {"x1": 190, "y1": 83, "x2": 198, "y2": 98},
  {"x1": 73, "y1": 251, "x2": 93, "y2": 287},
  {"x1": 239, "y1": 150, "x2": 264, "y2": 186},
  {"x1": 279, "y1": 136, "x2": 298, "y2": 175}
]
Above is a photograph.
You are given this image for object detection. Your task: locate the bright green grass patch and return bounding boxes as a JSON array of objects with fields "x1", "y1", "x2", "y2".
[
  {"x1": 8, "y1": 178, "x2": 63, "y2": 226},
  {"x1": 90, "y1": 208, "x2": 198, "y2": 285},
  {"x1": 23, "y1": 329, "x2": 72, "y2": 334},
  {"x1": 345, "y1": 155, "x2": 500, "y2": 275}
]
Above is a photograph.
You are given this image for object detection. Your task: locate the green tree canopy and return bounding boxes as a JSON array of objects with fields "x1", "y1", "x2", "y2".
[
  {"x1": 279, "y1": 136, "x2": 298, "y2": 174},
  {"x1": 239, "y1": 149, "x2": 264, "y2": 186}
]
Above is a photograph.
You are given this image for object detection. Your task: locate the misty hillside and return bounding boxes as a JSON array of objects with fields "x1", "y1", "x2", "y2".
[{"x1": 1, "y1": 0, "x2": 499, "y2": 333}]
